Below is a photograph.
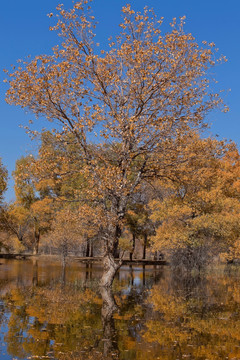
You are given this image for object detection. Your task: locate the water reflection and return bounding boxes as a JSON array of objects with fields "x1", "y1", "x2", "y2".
[
  {"x1": 100, "y1": 287, "x2": 119, "y2": 359},
  {"x1": 0, "y1": 259, "x2": 240, "y2": 359}
]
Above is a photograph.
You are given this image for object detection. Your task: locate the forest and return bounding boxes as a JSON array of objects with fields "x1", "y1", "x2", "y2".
[{"x1": 0, "y1": 1, "x2": 240, "y2": 288}]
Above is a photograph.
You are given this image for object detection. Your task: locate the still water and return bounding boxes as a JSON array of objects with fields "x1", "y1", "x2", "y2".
[{"x1": 0, "y1": 258, "x2": 240, "y2": 359}]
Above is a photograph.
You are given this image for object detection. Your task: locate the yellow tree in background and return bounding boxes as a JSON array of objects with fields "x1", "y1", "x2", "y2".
[
  {"x1": 150, "y1": 136, "x2": 240, "y2": 268},
  {"x1": 0, "y1": 203, "x2": 30, "y2": 248},
  {"x1": 0, "y1": 158, "x2": 7, "y2": 204},
  {"x1": 12, "y1": 156, "x2": 54, "y2": 254}
]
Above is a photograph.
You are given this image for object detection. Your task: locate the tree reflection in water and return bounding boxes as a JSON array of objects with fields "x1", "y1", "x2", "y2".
[
  {"x1": 100, "y1": 287, "x2": 119, "y2": 359},
  {"x1": 0, "y1": 260, "x2": 156, "y2": 360},
  {"x1": 0, "y1": 260, "x2": 240, "y2": 359}
]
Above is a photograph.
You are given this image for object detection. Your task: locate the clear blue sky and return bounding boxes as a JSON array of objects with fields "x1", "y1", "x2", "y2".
[{"x1": 0, "y1": 0, "x2": 239, "y2": 201}]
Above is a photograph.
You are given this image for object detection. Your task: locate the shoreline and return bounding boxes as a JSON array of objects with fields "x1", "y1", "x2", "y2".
[{"x1": 0, "y1": 253, "x2": 167, "y2": 265}]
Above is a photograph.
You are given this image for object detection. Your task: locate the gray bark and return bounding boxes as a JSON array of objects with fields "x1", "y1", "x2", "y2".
[{"x1": 101, "y1": 252, "x2": 121, "y2": 288}]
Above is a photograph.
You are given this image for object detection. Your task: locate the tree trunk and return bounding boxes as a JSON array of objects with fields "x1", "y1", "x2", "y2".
[
  {"x1": 101, "y1": 252, "x2": 121, "y2": 288},
  {"x1": 113, "y1": 224, "x2": 121, "y2": 259},
  {"x1": 85, "y1": 237, "x2": 90, "y2": 257},
  {"x1": 100, "y1": 220, "x2": 122, "y2": 287},
  {"x1": 86, "y1": 238, "x2": 94, "y2": 258},
  {"x1": 129, "y1": 251, "x2": 133, "y2": 262},
  {"x1": 129, "y1": 233, "x2": 135, "y2": 261},
  {"x1": 61, "y1": 263, "x2": 66, "y2": 287},
  {"x1": 61, "y1": 239, "x2": 68, "y2": 268},
  {"x1": 142, "y1": 234, "x2": 147, "y2": 260},
  {"x1": 90, "y1": 239, "x2": 94, "y2": 258},
  {"x1": 33, "y1": 232, "x2": 40, "y2": 255}
]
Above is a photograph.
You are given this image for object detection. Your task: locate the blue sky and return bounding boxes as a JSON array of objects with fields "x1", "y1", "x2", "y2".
[{"x1": 0, "y1": 0, "x2": 239, "y2": 201}]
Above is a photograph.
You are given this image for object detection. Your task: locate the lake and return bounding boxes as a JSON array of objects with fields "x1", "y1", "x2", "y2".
[{"x1": 0, "y1": 258, "x2": 240, "y2": 359}]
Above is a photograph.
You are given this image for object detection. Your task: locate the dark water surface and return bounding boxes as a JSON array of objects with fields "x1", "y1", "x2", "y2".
[{"x1": 0, "y1": 259, "x2": 240, "y2": 359}]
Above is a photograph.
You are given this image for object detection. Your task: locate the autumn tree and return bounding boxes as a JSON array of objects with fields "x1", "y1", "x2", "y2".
[
  {"x1": 13, "y1": 157, "x2": 36, "y2": 208},
  {"x1": 0, "y1": 203, "x2": 30, "y2": 247},
  {"x1": 17, "y1": 133, "x2": 102, "y2": 255},
  {"x1": 29, "y1": 198, "x2": 53, "y2": 254},
  {"x1": 0, "y1": 158, "x2": 9, "y2": 250},
  {"x1": 124, "y1": 191, "x2": 155, "y2": 261},
  {"x1": 50, "y1": 208, "x2": 82, "y2": 265},
  {"x1": 0, "y1": 158, "x2": 7, "y2": 205},
  {"x1": 13, "y1": 155, "x2": 54, "y2": 254},
  {"x1": 150, "y1": 136, "x2": 240, "y2": 269},
  {"x1": 6, "y1": 1, "x2": 225, "y2": 286}
]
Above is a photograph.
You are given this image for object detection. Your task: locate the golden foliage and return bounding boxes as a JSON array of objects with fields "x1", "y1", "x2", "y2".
[
  {"x1": 150, "y1": 137, "x2": 240, "y2": 257},
  {"x1": 0, "y1": 158, "x2": 8, "y2": 204}
]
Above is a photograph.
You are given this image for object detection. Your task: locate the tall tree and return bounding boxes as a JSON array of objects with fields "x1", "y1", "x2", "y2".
[{"x1": 6, "y1": 1, "x2": 225, "y2": 286}]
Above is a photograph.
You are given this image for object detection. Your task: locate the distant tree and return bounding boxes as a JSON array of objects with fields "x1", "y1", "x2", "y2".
[
  {"x1": 0, "y1": 158, "x2": 8, "y2": 250},
  {"x1": 13, "y1": 156, "x2": 36, "y2": 208},
  {"x1": 50, "y1": 208, "x2": 83, "y2": 266},
  {"x1": 6, "y1": 1, "x2": 225, "y2": 286},
  {"x1": 150, "y1": 137, "x2": 240, "y2": 269},
  {"x1": 125, "y1": 201, "x2": 155, "y2": 260},
  {"x1": 0, "y1": 203, "x2": 30, "y2": 246},
  {"x1": 30, "y1": 198, "x2": 53, "y2": 255},
  {"x1": 13, "y1": 155, "x2": 54, "y2": 254},
  {"x1": 0, "y1": 158, "x2": 7, "y2": 205}
]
